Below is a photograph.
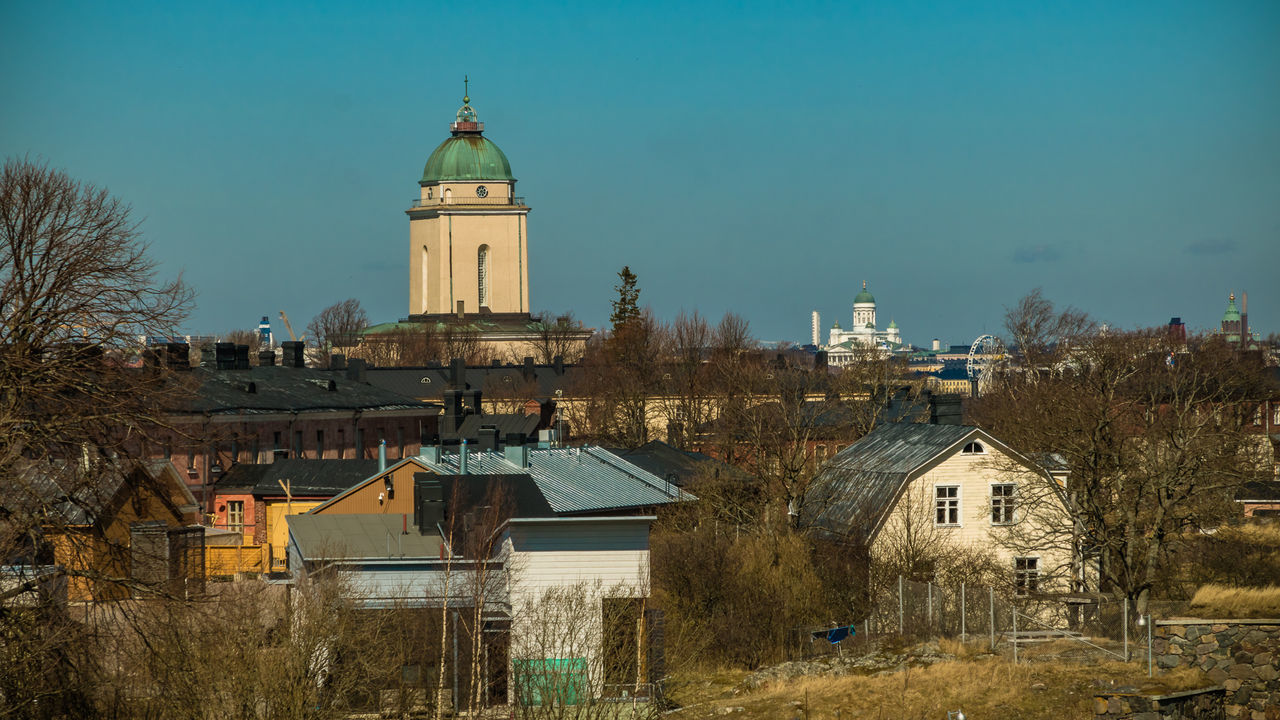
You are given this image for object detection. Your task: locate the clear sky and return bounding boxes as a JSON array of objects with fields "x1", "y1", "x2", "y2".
[{"x1": 3, "y1": 1, "x2": 1278, "y2": 348}]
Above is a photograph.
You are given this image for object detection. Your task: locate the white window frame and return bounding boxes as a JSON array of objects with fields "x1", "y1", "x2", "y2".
[
  {"x1": 227, "y1": 500, "x2": 245, "y2": 535},
  {"x1": 1014, "y1": 556, "x2": 1039, "y2": 596},
  {"x1": 962, "y1": 441, "x2": 986, "y2": 455},
  {"x1": 477, "y1": 244, "x2": 490, "y2": 307},
  {"x1": 934, "y1": 484, "x2": 961, "y2": 527},
  {"x1": 990, "y1": 482, "x2": 1016, "y2": 525}
]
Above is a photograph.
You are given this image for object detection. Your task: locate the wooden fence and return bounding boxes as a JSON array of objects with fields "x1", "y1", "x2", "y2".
[{"x1": 205, "y1": 544, "x2": 267, "y2": 577}]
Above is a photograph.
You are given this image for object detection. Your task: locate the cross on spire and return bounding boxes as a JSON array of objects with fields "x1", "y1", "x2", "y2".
[{"x1": 464, "y1": 75, "x2": 470, "y2": 104}]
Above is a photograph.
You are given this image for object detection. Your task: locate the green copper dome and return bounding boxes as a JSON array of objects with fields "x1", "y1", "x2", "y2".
[
  {"x1": 1222, "y1": 294, "x2": 1241, "y2": 323},
  {"x1": 854, "y1": 281, "x2": 875, "y2": 304},
  {"x1": 420, "y1": 95, "x2": 515, "y2": 183}
]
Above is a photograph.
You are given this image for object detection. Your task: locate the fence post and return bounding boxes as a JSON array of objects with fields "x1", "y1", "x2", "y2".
[
  {"x1": 1147, "y1": 615, "x2": 1153, "y2": 677},
  {"x1": 1123, "y1": 597, "x2": 1129, "y2": 662},
  {"x1": 989, "y1": 587, "x2": 996, "y2": 650},
  {"x1": 898, "y1": 575, "x2": 905, "y2": 635},
  {"x1": 927, "y1": 582, "x2": 933, "y2": 631},
  {"x1": 961, "y1": 582, "x2": 966, "y2": 643},
  {"x1": 1012, "y1": 608, "x2": 1018, "y2": 664}
]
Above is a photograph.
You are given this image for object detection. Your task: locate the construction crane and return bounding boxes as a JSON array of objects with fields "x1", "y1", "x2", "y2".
[{"x1": 278, "y1": 311, "x2": 304, "y2": 342}]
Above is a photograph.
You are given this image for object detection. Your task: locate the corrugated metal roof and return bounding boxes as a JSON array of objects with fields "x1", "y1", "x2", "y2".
[
  {"x1": 289, "y1": 513, "x2": 443, "y2": 559},
  {"x1": 415, "y1": 446, "x2": 691, "y2": 514},
  {"x1": 801, "y1": 423, "x2": 979, "y2": 539}
]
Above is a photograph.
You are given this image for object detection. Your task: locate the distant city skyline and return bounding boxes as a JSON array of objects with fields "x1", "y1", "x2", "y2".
[{"x1": 3, "y1": 1, "x2": 1277, "y2": 347}]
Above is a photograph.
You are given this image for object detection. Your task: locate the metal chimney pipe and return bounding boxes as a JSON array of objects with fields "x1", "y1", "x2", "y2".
[
  {"x1": 459, "y1": 439, "x2": 469, "y2": 475},
  {"x1": 378, "y1": 439, "x2": 387, "y2": 472}
]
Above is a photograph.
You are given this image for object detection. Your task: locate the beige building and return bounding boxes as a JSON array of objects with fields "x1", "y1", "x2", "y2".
[{"x1": 407, "y1": 93, "x2": 529, "y2": 316}]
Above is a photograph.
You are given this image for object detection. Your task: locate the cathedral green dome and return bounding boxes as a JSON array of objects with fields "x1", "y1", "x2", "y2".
[
  {"x1": 854, "y1": 281, "x2": 875, "y2": 304},
  {"x1": 1222, "y1": 294, "x2": 1241, "y2": 323},
  {"x1": 420, "y1": 95, "x2": 515, "y2": 183},
  {"x1": 421, "y1": 135, "x2": 514, "y2": 183}
]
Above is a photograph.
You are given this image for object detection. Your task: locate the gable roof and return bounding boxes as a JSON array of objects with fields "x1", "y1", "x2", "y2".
[
  {"x1": 3, "y1": 459, "x2": 198, "y2": 528},
  {"x1": 801, "y1": 423, "x2": 987, "y2": 540}
]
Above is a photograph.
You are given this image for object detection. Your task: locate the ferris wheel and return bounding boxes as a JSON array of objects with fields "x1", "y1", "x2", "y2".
[{"x1": 967, "y1": 334, "x2": 1006, "y2": 381}]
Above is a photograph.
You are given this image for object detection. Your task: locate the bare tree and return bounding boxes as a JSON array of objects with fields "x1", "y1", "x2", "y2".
[
  {"x1": 528, "y1": 311, "x2": 585, "y2": 365},
  {"x1": 307, "y1": 298, "x2": 369, "y2": 367},
  {"x1": 221, "y1": 328, "x2": 262, "y2": 361},
  {"x1": 972, "y1": 293, "x2": 1274, "y2": 616},
  {"x1": 0, "y1": 157, "x2": 193, "y2": 714}
]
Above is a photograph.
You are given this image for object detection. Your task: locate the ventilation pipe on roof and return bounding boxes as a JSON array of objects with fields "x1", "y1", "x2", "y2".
[
  {"x1": 504, "y1": 442, "x2": 529, "y2": 468},
  {"x1": 378, "y1": 439, "x2": 387, "y2": 472},
  {"x1": 459, "y1": 439, "x2": 469, "y2": 475},
  {"x1": 419, "y1": 444, "x2": 441, "y2": 463}
]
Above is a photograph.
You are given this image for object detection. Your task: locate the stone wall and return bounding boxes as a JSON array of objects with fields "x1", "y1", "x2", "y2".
[
  {"x1": 1093, "y1": 687, "x2": 1225, "y2": 719},
  {"x1": 1153, "y1": 619, "x2": 1280, "y2": 719}
]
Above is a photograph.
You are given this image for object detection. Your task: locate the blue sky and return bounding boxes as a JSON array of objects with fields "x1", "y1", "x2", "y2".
[{"x1": 3, "y1": 1, "x2": 1277, "y2": 347}]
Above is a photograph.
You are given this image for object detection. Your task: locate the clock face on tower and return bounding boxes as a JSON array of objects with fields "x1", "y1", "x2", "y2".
[{"x1": 476, "y1": 185, "x2": 488, "y2": 198}]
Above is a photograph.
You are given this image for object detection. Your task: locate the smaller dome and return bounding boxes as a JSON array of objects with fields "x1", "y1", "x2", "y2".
[
  {"x1": 854, "y1": 280, "x2": 875, "y2": 304},
  {"x1": 832, "y1": 320, "x2": 842, "y2": 329},
  {"x1": 888, "y1": 319, "x2": 898, "y2": 329}
]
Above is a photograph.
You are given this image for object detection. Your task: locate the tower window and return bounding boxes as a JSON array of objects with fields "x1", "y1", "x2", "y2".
[{"x1": 478, "y1": 245, "x2": 490, "y2": 307}]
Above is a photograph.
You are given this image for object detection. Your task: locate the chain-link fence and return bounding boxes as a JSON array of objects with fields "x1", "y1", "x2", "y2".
[{"x1": 789, "y1": 577, "x2": 1136, "y2": 662}]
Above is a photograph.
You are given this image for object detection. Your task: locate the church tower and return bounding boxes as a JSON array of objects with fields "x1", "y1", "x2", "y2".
[
  {"x1": 852, "y1": 281, "x2": 876, "y2": 329},
  {"x1": 407, "y1": 90, "x2": 530, "y2": 316}
]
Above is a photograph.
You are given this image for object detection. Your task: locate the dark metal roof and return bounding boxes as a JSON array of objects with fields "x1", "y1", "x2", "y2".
[
  {"x1": 437, "y1": 473, "x2": 556, "y2": 519},
  {"x1": 442, "y1": 414, "x2": 542, "y2": 443},
  {"x1": 801, "y1": 423, "x2": 980, "y2": 539},
  {"x1": 605, "y1": 440, "x2": 745, "y2": 488},
  {"x1": 354, "y1": 364, "x2": 578, "y2": 401},
  {"x1": 225, "y1": 459, "x2": 384, "y2": 497},
  {"x1": 181, "y1": 366, "x2": 434, "y2": 415}
]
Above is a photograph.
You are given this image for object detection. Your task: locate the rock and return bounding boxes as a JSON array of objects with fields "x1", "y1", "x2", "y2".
[
  {"x1": 1255, "y1": 664, "x2": 1277, "y2": 682},
  {"x1": 1230, "y1": 664, "x2": 1258, "y2": 681},
  {"x1": 714, "y1": 706, "x2": 744, "y2": 715},
  {"x1": 1226, "y1": 679, "x2": 1242, "y2": 692},
  {"x1": 1157, "y1": 655, "x2": 1182, "y2": 669}
]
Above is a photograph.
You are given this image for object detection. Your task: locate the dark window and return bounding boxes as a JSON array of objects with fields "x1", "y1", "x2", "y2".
[
  {"x1": 962, "y1": 441, "x2": 985, "y2": 454},
  {"x1": 935, "y1": 486, "x2": 960, "y2": 525},
  {"x1": 1015, "y1": 557, "x2": 1039, "y2": 595},
  {"x1": 991, "y1": 484, "x2": 1016, "y2": 524},
  {"x1": 316, "y1": 429, "x2": 325, "y2": 459},
  {"x1": 294, "y1": 430, "x2": 303, "y2": 459}
]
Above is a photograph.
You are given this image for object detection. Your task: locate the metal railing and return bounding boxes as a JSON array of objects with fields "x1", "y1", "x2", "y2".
[{"x1": 410, "y1": 195, "x2": 527, "y2": 208}]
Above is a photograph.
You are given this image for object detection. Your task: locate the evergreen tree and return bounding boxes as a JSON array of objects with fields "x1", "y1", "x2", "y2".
[{"x1": 609, "y1": 265, "x2": 640, "y2": 331}]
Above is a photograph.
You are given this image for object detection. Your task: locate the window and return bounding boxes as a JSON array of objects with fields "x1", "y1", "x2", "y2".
[
  {"x1": 991, "y1": 484, "x2": 1016, "y2": 524},
  {"x1": 227, "y1": 500, "x2": 245, "y2": 534},
  {"x1": 1273, "y1": 405, "x2": 1280, "y2": 426},
  {"x1": 477, "y1": 245, "x2": 490, "y2": 307},
  {"x1": 293, "y1": 430, "x2": 303, "y2": 459},
  {"x1": 422, "y1": 246, "x2": 429, "y2": 304},
  {"x1": 962, "y1": 441, "x2": 985, "y2": 454},
  {"x1": 316, "y1": 429, "x2": 325, "y2": 459},
  {"x1": 815, "y1": 445, "x2": 827, "y2": 463},
  {"x1": 337, "y1": 429, "x2": 345, "y2": 459},
  {"x1": 935, "y1": 486, "x2": 960, "y2": 525},
  {"x1": 1014, "y1": 557, "x2": 1039, "y2": 595}
]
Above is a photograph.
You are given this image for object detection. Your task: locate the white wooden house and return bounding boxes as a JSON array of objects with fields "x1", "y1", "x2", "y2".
[{"x1": 802, "y1": 422, "x2": 1074, "y2": 596}]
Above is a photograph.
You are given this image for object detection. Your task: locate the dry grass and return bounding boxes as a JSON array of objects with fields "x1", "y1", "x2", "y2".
[
  {"x1": 1189, "y1": 584, "x2": 1280, "y2": 618},
  {"x1": 668, "y1": 655, "x2": 1210, "y2": 720}
]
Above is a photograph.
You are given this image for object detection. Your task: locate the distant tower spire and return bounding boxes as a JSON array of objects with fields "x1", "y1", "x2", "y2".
[{"x1": 464, "y1": 74, "x2": 469, "y2": 104}]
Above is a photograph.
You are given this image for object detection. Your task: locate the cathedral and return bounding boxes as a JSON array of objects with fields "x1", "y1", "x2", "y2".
[{"x1": 815, "y1": 282, "x2": 907, "y2": 365}]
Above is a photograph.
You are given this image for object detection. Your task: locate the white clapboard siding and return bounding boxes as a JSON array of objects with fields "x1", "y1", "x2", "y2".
[{"x1": 872, "y1": 443, "x2": 1071, "y2": 584}]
